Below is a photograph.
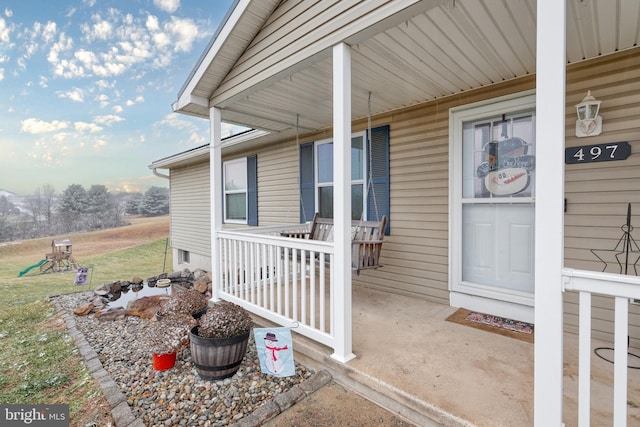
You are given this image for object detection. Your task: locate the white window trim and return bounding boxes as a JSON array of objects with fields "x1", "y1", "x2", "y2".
[
  {"x1": 223, "y1": 157, "x2": 248, "y2": 224},
  {"x1": 314, "y1": 131, "x2": 367, "y2": 219},
  {"x1": 178, "y1": 249, "x2": 190, "y2": 264},
  {"x1": 448, "y1": 90, "x2": 537, "y2": 316}
]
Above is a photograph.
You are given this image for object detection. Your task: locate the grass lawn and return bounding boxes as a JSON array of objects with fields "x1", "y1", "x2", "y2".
[{"x1": 0, "y1": 215, "x2": 171, "y2": 426}]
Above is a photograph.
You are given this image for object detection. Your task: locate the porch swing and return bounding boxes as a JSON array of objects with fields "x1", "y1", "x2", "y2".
[{"x1": 282, "y1": 93, "x2": 387, "y2": 275}]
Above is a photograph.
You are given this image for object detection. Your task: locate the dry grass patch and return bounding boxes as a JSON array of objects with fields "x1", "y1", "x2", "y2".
[{"x1": 0, "y1": 215, "x2": 171, "y2": 426}]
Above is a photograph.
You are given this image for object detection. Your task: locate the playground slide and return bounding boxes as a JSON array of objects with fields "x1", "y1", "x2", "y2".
[{"x1": 18, "y1": 259, "x2": 48, "y2": 277}]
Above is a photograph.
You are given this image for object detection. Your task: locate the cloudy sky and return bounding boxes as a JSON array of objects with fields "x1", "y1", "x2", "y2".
[{"x1": 0, "y1": 0, "x2": 236, "y2": 196}]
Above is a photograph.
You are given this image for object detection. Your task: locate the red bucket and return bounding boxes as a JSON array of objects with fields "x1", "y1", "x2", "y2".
[{"x1": 152, "y1": 352, "x2": 177, "y2": 371}]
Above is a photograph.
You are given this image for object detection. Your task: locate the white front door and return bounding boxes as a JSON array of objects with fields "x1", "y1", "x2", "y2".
[{"x1": 450, "y1": 92, "x2": 537, "y2": 321}]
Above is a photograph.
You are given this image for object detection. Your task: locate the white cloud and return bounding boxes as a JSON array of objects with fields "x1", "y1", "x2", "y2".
[
  {"x1": 0, "y1": 17, "x2": 10, "y2": 43},
  {"x1": 39, "y1": 76, "x2": 48, "y2": 87},
  {"x1": 21, "y1": 118, "x2": 70, "y2": 134},
  {"x1": 57, "y1": 87, "x2": 84, "y2": 102},
  {"x1": 41, "y1": 21, "x2": 57, "y2": 44},
  {"x1": 156, "y1": 113, "x2": 208, "y2": 145},
  {"x1": 165, "y1": 17, "x2": 198, "y2": 52},
  {"x1": 146, "y1": 15, "x2": 159, "y2": 32},
  {"x1": 154, "y1": 0, "x2": 180, "y2": 13},
  {"x1": 189, "y1": 132, "x2": 206, "y2": 145},
  {"x1": 74, "y1": 49, "x2": 97, "y2": 67},
  {"x1": 74, "y1": 121, "x2": 103, "y2": 133},
  {"x1": 47, "y1": 32, "x2": 73, "y2": 66},
  {"x1": 0, "y1": 68, "x2": 3, "y2": 81},
  {"x1": 112, "y1": 105, "x2": 123, "y2": 113},
  {"x1": 95, "y1": 79, "x2": 115, "y2": 90},
  {"x1": 90, "y1": 18, "x2": 113, "y2": 40},
  {"x1": 95, "y1": 93, "x2": 109, "y2": 108},
  {"x1": 4, "y1": 8, "x2": 12, "y2": 18},
  {"x1": 94, "y1": 114, "x2": 124, "y2": 125}
]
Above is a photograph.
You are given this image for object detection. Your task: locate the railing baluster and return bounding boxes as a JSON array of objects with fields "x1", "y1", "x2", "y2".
[
  {"x1": 243, "y1": 241, "x2": 249, "y2": 301},
  {"x1": 276, "y1": 245, "x2": 282, "y2": 315},
  {"x1": 577, "y1": 291, "x2": 591, "y2": 427},
  {"x1": 269, "y1": 244, "x2": 275, "y2": 311},
  {"x1": 301, "y1": 249, "x2": 307, "y2": 326},
  {"x1": 613, "y1": 296, "x2": 628, "y2": 427},
  {"x1": 284, "y1": 247, "x2": 290, "y2": 318},
  {"x1": 247, "y1": 242, "x2": 258, "y2": 304},
  {"x1": 319, "y1": 252, "x2": 325, "y2": 333},
  {"x1": 293, "y1": 248, "x2": 298, "y2": 322},
  {"x1": 310, "y1": 251, "x2": 316, "y2": 329}
]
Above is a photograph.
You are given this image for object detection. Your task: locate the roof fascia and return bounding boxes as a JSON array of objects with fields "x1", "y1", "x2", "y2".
[{"x1": 174, "y1": 0, "x2": 248, "y2": 112}]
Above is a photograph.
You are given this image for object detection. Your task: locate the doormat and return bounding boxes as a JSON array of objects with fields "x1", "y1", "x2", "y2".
[{"x1": 445, "y1": 308, "x2": 534, "y2": 343}]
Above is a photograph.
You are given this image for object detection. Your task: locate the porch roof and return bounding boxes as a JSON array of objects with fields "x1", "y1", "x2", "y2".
[{"x1": 173, "y1": 0, "x2": 640, "y2": 140}]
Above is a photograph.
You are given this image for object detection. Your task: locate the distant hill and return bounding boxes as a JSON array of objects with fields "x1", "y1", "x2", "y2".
[{"x1": 0, "y1": 189, "x2": 16, "y2": 199}]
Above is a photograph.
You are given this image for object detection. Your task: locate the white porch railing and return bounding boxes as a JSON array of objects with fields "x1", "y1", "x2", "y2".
[
  {"x1": 215, "y1": 225, "x2": 336, "y2": 350},
  {"x1": 562, "y1": 268, "x2": 640, "y2": 427}
]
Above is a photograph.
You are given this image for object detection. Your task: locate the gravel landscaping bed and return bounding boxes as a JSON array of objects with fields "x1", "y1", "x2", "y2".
[{"x1": 53, "y1": 291, "x2": 315, "y2": 426}]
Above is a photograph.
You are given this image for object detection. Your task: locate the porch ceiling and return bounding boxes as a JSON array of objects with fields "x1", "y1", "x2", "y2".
[{"x1": 177, "y1": 0, "x2": 640, "y2": 140}]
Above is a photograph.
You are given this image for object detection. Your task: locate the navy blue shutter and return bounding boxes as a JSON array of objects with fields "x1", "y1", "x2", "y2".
[
  {"x1": 247, "y1": 155, "x2": 258, "y2": 226},
  {"x1": 299, "y1": 142, "x2": 315, "y2": 223},
  {"x1": 367, "y1": 125, "x2": 390, "y2": 235}
]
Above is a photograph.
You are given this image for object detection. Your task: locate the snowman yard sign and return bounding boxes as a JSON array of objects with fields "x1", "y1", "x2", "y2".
[{"x1": 254, "y1": 328, "x2": 295, "y2": 377}]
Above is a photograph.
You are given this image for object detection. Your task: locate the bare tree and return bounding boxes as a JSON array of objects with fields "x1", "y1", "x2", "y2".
[
  {"x1": 42, "y1": 184, "x2": 56, "y2": 229},
  {"x1": 25, "y1": 188, "x2": 43, "y2": 235}
]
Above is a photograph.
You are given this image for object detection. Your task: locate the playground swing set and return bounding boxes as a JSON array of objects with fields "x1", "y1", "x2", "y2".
[{"x1": 18, "y1": 239, "x2": 81, "y2": 277}]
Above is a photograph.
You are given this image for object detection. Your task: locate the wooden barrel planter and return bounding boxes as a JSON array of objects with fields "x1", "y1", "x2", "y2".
[{"x1": 189, "y1": 327, "x2": 250, "y2": 380}]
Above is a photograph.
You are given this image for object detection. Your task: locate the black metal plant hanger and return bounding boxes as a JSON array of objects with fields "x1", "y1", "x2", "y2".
[{"x1": 590, "y1": 203, "x2": 640, "y2": 368}]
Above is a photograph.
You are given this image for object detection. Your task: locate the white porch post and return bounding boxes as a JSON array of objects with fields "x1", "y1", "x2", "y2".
[
  {"x1": 331, "y1": 42, "x2": 355, "y2": 363},
  {"x1": 534, "y1": 0, "x2": 566, "y2": 426},
  {"x1": 209, "y1": 106, "x2": 223, "y2": 301}
]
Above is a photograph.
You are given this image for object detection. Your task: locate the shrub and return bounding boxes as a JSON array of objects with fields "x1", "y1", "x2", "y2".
[
  {"x1": 142, "y1": 313, "x2": 195, "y2": 354},
  {"x1": 196, "y1": 301, "x2": 253, "y2": 339},
  {"x1": 158, "y1": 288, "x2": 208, "y2": 316}
]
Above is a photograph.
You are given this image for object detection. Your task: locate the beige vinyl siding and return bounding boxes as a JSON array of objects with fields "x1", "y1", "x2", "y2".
[
  {"x1": 253, "y1": 139, "x2": 300, "y2": 225},
  {"x1": 170, "y1": 161, "x2": 211, "y2": 257},
  {"x1": 347, "y1": 77, "x2": 536, "y2": 304},
  {"x1": 563, "y1": 49, "x2": 640, "y2": 347}
]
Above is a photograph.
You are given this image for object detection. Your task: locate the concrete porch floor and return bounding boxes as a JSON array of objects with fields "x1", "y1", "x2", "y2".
[{"x1": 260, "y1": 286, "x2": 640, "y2": 426}]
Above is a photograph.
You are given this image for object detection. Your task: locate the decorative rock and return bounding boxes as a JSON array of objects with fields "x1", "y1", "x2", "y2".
[
  {"x1": 74, "y1": 302, "x2": 94, "y2": 316},
  {"x1": 94, "y1": 284, "x2": 110, "y2": 296},
  {"x1": 193, "y1": 277, "x2": 209, "y2": 294},
  {"x1": 95, "y1": 307, "x2": 126, "y2": 321},
  {"x1": 110, "y1": 281, "x2": 122, "y2": 293},
  {"x1": 126, "y1": 295, "x2": 168, "y2": 318},
  {"x1": 131, "y1": 276, "x2": 144, "y2": 285}
]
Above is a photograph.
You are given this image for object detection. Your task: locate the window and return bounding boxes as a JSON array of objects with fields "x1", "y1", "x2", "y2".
[
  {"x1": 315, "y1": 133, "x2": 365, "y2": 220},
  {"x1": 178, "y1": 249, "x2": 190, "y2": 264},
  {"x1": 299, "y1": 125, "x2": 390, "y2": 234},
  {"x1": 223, "y1": 155, "x2": 258, "y2": 225}
]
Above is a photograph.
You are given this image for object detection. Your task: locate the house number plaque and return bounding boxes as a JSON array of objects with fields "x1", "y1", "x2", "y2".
[{"x1": 565, "y1": 141, "x2": 631, "y2": 164}]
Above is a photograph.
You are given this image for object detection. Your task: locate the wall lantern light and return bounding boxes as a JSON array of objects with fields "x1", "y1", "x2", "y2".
[{"x1": 575, "y1": 90, "x2": 602, "y2": 137}]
